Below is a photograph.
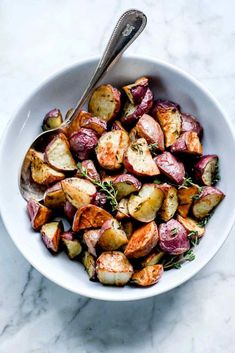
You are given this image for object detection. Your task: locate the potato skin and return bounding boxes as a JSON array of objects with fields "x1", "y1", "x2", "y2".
[
  {"x1": 72, "y1": 205, "x2": 113, "y2": 231},
  {"x1": 40, "y1": 221, "x2": 63, "y2": 253},
  {"x1": 69, "y1": 128, "x2": 98, "y2": 160},
  {"x1": 192, "y1": 186, "x2": 225, "y2": 219},
  {"x1": 177, "y1": 185, "x2": 200, "y2": 217},
  {"x1": 155, "y1": 152, "x2": 185, "y2": 184},
  {"x1": 159, "y1": 219, "x2": 190, "y2": 255},
  {"x1": 135, "y1": 113, "x2": 165, "y2": 151},
  {"x1": 83, "y1": 229, "x2": 101, "y2": 257},
  {"x1": 181, "y1": 113, "x2": 203, "y2": 137},
  {"x1": 64, "y1": 201, "x2": 77, "y2": 220},
  {"x1": 159, "y1": 183, "x2": 178, "y2": 221},
  {"x1": 177, "y1": 215, "x2": 205, "y2": 237},
  {"x1": 77, "y1": 159, "x2": 101, "y2": 182},
  {"x1": 122, "y1": 77, "x2": 149, "y2": 105},
  {"x1": 82, "y1": 251, "x2": 96, "y2": 280},
  {"x1": 61, "y1": 231, "x2": 82, "y2": 259},
  {"x1": 116, "y1": 198, "x2": 130, "y2": 220},
  {"x1": 44, "y1": 182, "x2": 66, "y2": 209},
  {"x1": 61, "y1": 177, "x2": 96, "y2": 209},
  {"x1": 170, "y1": 132, "x2": 202, "y2": 155},
  {"x1": 131, "y1": 264, "x2": 163, "y2": 287},
  {"x1": 91, "y1": 192, "x2": 107, "y2": 208},
  {"x1": 42, "y1": 108, "x2": 63, "y2": 131},
  {"x1": 124, "y1": 221, "x2": 159, "y2": 258},
  {"x1": 27, "y1": 198, "x2": 52, "y2": 230},
  {"x1": 79, "y1": 116, "x2": 107, "y2": 135},
  {"x1": 67, "y1": 110, "x2": 92, "y2": 136},
  {"x1": 113, "y1": 174, "x2": 141, "y2": 200},
  {"x1": 194, "y1": 155, "x2": 218, "y2": 186}
]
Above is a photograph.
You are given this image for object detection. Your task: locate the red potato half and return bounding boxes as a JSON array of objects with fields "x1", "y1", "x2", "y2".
[
  {"x1": 67, "y1": 110, "x2": 92, "y2": 136},
  {"x1": 128, "y1": 184, "x2": 164, "y2": 222},
  {"x1": 61, "y1": 177, "x2": 96, "y2": 209},
  {"x1": 124, "y1": 221, "x2": 159, "y2": 258},
  {"x1": 72, "y1": 205, "x2": 113, "y2": 231},
  {"x1": 113, "y1": 174, "x2": 141, "y2": 200},
  {"x1": 181, "y1": 113, "x2": 203, "y2": 137},
  {"x1": 44, "y1": 182, "x2": 66, "y2": 209},
  {"x1": 122, "y1": 76, "x2": 149, "y2": 105},
  {"x1": 69, "y1": 128, "x2": 98, "y2": 161},
  {"x1": 177, "y1": 215, "x2": 205, "y2": 238},
  {"x1": 192, "y1": 186, "x2": 225, "y2": 219},
  {"x1": 152, "y1": 100, "x2": 181, "y2": 147},
  {"x1": 135, "y1": 114, "x2": 165, "y2": 151},
  {"x1": 131, "y1": 264, "x2": 163, "y2": 287},
  {"x1": 27, "y1": 198, "x2": 52, "y2": 230},
  {"x1": 44, "y1": 133, "x2": 77, "y2": 172},
  {"x1": 159, "y1": 219, "x2": 190, "y2": 255},
  {"x1": 158, "y1": 183, "x2": 178, "y2": 222},
  {"x1": 79, "y1": 116, "x2": 107, "y2": 135},
  {"x1": 40, "y1": 221, "x2": 63, "y2": 253},
  {"x1": 177, "y1": 185, "x2": 200, "y2": 218},
  {"x1": 124, "y1": 138, "x2": 160, "y2": 177},
  {"x1": 42, "y1": 108, "x2": 63, "y2": 131},
  {"x1": 155, "y1": 152, "x2": 185, "y2": 184},
  {"x1": 83, "y1": 229, "x2": 101, "y2": 257},
  {"x1": 98, "y1": 219, "x2": 128, "y2": 251},
  {"x1": 61, "y1": 231, "x2": 82, "y2": 259},
  {"x1": 96, "y1": 251, "x2": 133, "y2": 286},
  {"x1": 170, "y1": 132, "x2": 203, "y2": 155},
  {"x1": 88, "y1": 84, "x2": 121, "y2": 122},
  {"x1": 194, "y1": 155, "x2": 219, "y2": 186},
  {"x1": 96, "y1": 130, "x2": 129, "y2": 170},
  {"x1": 77, "y1": 159, "x2": 101, "y2": 182}
]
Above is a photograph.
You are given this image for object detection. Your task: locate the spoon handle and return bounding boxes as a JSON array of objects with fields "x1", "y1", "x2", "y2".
[{"x1": 66, "y1": 9, "x2": 147, "y2": 125}]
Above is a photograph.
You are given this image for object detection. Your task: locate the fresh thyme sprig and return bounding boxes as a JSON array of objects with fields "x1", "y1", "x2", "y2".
[
  {"x1": 197, "y1": 213, "x2": 213, "y2": 227},
  {"x1": 148, "y1": 143, "x2": 158, "y2": 155},
  {"x1": 188, "y1": 230, "x2": 199, "y2": 247},
  {"x1": 178, "y1": 176, "x2": 202, "y2": 191},
  {"x1": 77, "y1": 163, "x2": 118, "y2": 211},
  {"x1": 163, "y1": 250, "x2": 196, "y2": 270}
]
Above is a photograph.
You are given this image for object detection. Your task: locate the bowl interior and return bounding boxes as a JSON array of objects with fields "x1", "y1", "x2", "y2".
[{"x1": 0, "y1": 56, "x2": 234, "y2": 301}]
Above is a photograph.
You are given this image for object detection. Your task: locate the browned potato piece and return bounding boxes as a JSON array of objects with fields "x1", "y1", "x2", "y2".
[
  {"x1": 69, "y1": 128, "x2": 98, "y2": 161},
  {"x1": 88, "y1": 84, "x2": 121, "y2": 122},
  {"x1": 30, "y1": 150, "x2": 65, "y2": 185},
  {"x1": 122, "y1": 77, "x2": 149, "y2": 105},
  {"x1": 124, "y1": 221, "x2": 159, "y2": 258},
  {"x1": 44, "y1": 133, "x2": 77, "y2": 172},
  {"x1": 27, "y1": 198, "x2": 52, "y2": 230},
  {"x1": 72, "y1": 205, "x2": 113, "y2": 231},
  {"x1": 181, "y1": 113, "x2": 203, "y2": 137},
  {"x1": 83, "y1": 229, "x2": 101, "y2": 257},
  {"x1": 159, "y1": 183, "x2": 178, "y2": 221},
  {"x1": 61, "y1": 177, "x2": 96, "y2": 209},
  {"x1": 82, "y1": 251, "x2": 96, "y2": 280},
  {"x1": 44, "y1": 182, "x2": 66, "y2": 209},
  {"x1": 155, "y1": 152, "x2": 185, "y2": 184},
  {"x1": 121, "y1": 220, "x2": 133, "y2": 239},
  {"x1": 135, "y1": 114, "x2": 165, "y2": 151},
  {"x1": 194, "y1": 155, "x2": 218, "y2": 186},
  {"x1": 76, "y1": 160, "x2": 101, "y2": 182},
  {"x1": 177, "y1": 215, "x2": 205, "y2": 237},
  {"x1": 123, "y1": 138, "x2": 160, "y2": 177},
  {"x1": 98, "y1": 219, "x2": 128, "y2": 251},
  {"x1": 116, "y1": 198, "x2": 130, "y2": 220},
  {"x1": 111, "y1": 121, "x2": 127, "y2": 132},
  {"x1": 113, "y1": 174, "x2": 141, "y2": 200},
  {"x1": 42, "y1": 108, "x2": 63, "y2": 131},
  {"x1": 96, "y1": 251, "x2": 133, "y2": 286},
  {"x1": 141, "y1": 250, "x2": 165, "y2": 268},
  {"x1": 96, "y1": 130, "x2": 129, "y2": 170},
  {"x1": 79, "y1": 116, "x2": 107, "y2": 135},
  {"x1": 177, "y1": 185, "x2": 200, "y2": 217},
  {"x1": 61, "y1": 231, "x2": 82, "y2": 259},
  {"x1": 128, "y1": 184, "x2": 164, "y2": 222},
  {"x1": 192, "y1": 186, "x2": 225, "y2": 219},
  {"x1": 131, "y1": 265, "x2": 163, "y2": 286},
  {"x1": 64, "y1": 201, "x2": 77, "y2": 220},
  {"x1": 40, "y1": 221, "x2": 63, "y2": 253},
  {"x1": 171, "y1": 132, "x2": 203, "y2": 155}
]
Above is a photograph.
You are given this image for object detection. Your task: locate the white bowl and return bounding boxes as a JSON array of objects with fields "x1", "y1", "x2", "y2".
[{"x1": 0, "y1": 56, "x2": 235, "y2": 301}]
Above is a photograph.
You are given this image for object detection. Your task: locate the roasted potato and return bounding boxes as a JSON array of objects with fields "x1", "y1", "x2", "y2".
[
  {"x1": 194, "y1": 155, "x2": 219, "y2": 186},
  {"x1": 111, "y1": 120, "x2": 127, "y2": 132},
  {"x1": 96, "y1": 251, "x2": 133, "y2": 286},
  {"x1": 155, "y1": 152, "x2": 185, "y2": 184},
  {"x1": 159, "y1": 183, "x2": 178, "y2": 221},
  {"x1": 61, "y1": 177, "x2": 96, "y2": 209},
  {"x1": 30, "y1": 149, "x2": 65, "y2": 185},
  {"x1": 67, "y1": 110, "x2": 92, "y2": 136},
  {"x1": 129, "y1": 127, "x2": 138, "y2": 142},
  {"x1": 69, "y1": 128, "x2": 98, "y2": 160},
  {"x1": 82, "y1": 251, "x2": 96, "y2": 280},
  {"x1": 192, "y1": 186, "x2": 224, "y2": 219},
  {"x1": 79, "y1": 116, "x2": 107, "y2": 135},
  {"x1": 77, "y1": 159, "x2": 101, "y2": 182},
  {"x1": 40, "y1": 221, "x2": 63, "y2": 253},
  {"x1": 91, "y1": 192, "x2": 107, "y2": 208},
  {"x1": 131, "y1": 264, "x2": 163, "y2": 287},
  {"x1": 96, "y1": 130, "x2": 129, "y2": 170},
  {"x1": 61, "y1": 231, "x2": 82, "y2": 259},
  {"x1": 181, "y1": 113, "x2": 203, "y2": 137},
  {"x1": 128, "y1": 184, "x2": 164, "y2": 222},
  {"x1": 98, "y1": 219, "x2": 128, "y2": 251},
  {"x1": 44, "y1": 133, "x2": 77, "y2": 172},
  {"x1": 83, "y1": 229, "x2": 101, "y2": 257},
  {"x1": 159, "y1": 219, "x2": 190, "y2": 255},
  {"x1": 124, "y1": 138, "x2": 160, "y2": 177},
  {"x1": 124, "y1": 221, "x2": 159, "y2": 258},
  {"x1": 44, "y1": 182, "x2": 66, "y2": 209},
  {"x1": 116, "y1": 198, "x2": 130, "y2": 220},
  {"x1": 42, "y1": 108, "x2": 63, "y2": 131},
  {"x1": 72, "y1": 205, "x2": 113, "y2": 231},
  {"x1": 121, "y1": 220, "x2": 133, "y2": 239},
  {"x1": 88, "y1": 84, "x2": 121, "y2": 122},
  {"x1": 64, "y1": 201, "x2": 77, "y2": 220},
  {"x1": 27, "y1": 198, "x2": 52, "y2": 230},
  {"x1": 177, "y1": 185, "x2": 200, "y2": 217},
  {"x1": 170, "y1": 132, "x2": 202, "y2": 155},
  {"x1": 177, "y1": 215, "x2": 205, "y2": 237},
  {"x1": 141, "y1": 250, "x2": 165, "y2": 267},
  {"x1": 135, "y1": 113, "x2": 165, "y2": 151},
  {"x1": 113, "y1": 174, "x2": 141, "y2": 200},
  {"x1": 152, "y1": 100, "x2": 181, "y2": 147},
  {"x1": 122, "y1": 76, "x2": 149, "y2": 105}
]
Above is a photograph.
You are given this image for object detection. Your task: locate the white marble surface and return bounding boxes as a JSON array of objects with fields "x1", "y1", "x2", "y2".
[{"x1": 0, "y1": 0, "x2": 235, "y2": 352}]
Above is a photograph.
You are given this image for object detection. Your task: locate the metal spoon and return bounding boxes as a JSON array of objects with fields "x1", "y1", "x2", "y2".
[{"x1": 19, "y1": 9, "x2": 147, "y2": 201}]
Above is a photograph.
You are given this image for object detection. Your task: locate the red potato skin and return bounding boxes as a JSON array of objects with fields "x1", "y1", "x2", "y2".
[
  {"x1": 135, "y1": 114, "x2": 165, "y2": 151},
  {"x1": 192, "y1": 186, "x2": 225, "y2": 218},
  {"x1": 170, "y1": 132, "x2": 202, "y2": 155},
  {"x1": 80, "y1": 116, "x2": 107, "y2": 135},
  {"x1": 69, "y1": 128, "x2": 98, "y2": 160},
  {"x1": 77, "y1": 160, "x2": 101, "y2": 182},
  {"x1": 181, "y1": 113, "x2": 203, "y2": 137},
  {"x1": 194, "y1": 155, "x2": 218, "y2": 185},
  {"x1": 155, "y1": 152, "x2": 185, "y2": 184},
  {"x1": 42, "y1": 108, "x2": 63, "y2": 131},
  {"x1": 159, "y1": 219, "x2": 190, "y2": 255},
  {"x1": 123, "y1": 77, "x2": 149, "y2": 105},
  {"x1": 27, "y1": 199, "x2": 52, "y2": 230},
  {"x1": 91, "y1": 192, "x2": 107, "y2": 208},
  {"x1": 113, "y1": 174, "x2": 142, "y2": 192},
  {"x1": 64, "y1": 201, "x2": 77, "y2": 220},
  {"x1": 41, "y1": 221, "x2": 63, "y2": 253},
  {"x1": 61, "y1": 231, "x2": 75, "y2": 241}
]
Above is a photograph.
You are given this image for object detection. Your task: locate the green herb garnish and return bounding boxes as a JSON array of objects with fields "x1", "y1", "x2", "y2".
[{"x1": 163, "y1": 250, "x2": 196, "y2": 270}]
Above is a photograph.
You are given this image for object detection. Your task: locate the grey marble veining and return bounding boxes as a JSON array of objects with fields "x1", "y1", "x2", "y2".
[{"x1": 1, "y1": 0, "x2": 235, "y2": 352}]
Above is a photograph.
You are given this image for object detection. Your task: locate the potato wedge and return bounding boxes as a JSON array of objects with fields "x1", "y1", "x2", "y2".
[
  {"x1": 61, "y1": 177, "x2": 96, "y2": 209},
  {"x1": 44, "y1": 182, "x2": 66, "y2": 209},
  {"x1": 159, "y1": 219, "x2": 190, "y2": 255},
  {"x1": 40, "y1": 221, "x2": 63, "y2": 253},
  {"x1": 98, "y1": 219, "x2": 128, "y2": 251},
  {"x1": 69, "y1": 128, "x2": 98, "y2": 161},
  {"x1": 64, "y1": 201, "x2": 77, "y2": 220},
  {"x1": 128, "y1": 184, "x2": 164, "y2": 222},
  {"x1": 82, "y1": 251, "x2": 96, "y2": 280},
  {"x1": 155, "y1": 152, "x2": 185, "y2": 184},
  {"x1": 124, "y1": 221, "x2": 159, "y2": 258},
  {"x1": 181, "y1": 113, "x2": 203, "y2": 137},
  {"x1": 61, "y1": 231, "x2": 82, "y2": 259},
  {"x1": 124, "y1": 138, "x2": 160, "y2": 177},
  {"x1": 194, "y1": 155, "x2": 219, "y2": 186},
  {"x1": 158, "y1": 183, "x2": 178, "y2": 221},
  {"x1": 177, "y1": 215, "x2": 205, "y2": 237},
  {"x1": 67, "y1": 110, "x2": 92, "y2": 136},
  {"x1": 116, "y1": 198, "x2": 130, "y2": 220},
  {"x1": 44, "y1": 133, "x2": 77, "y2": 172},
  {"x1": 30, "y1": 150, "x2": 65, "y2": 185},
  {"x1": 122, "y1": 76, "x2": 149, "y2": 105},
  {"x1": 72, "y1": 205, "x2": 113, "y2": 231},
  {"x1": 131, "y1": 265, "x2": 163, "y2": 287},
  {"x1": 27, "y1": 198, "x2": 52, "y2": 230},
  {"x1": 42, "y1": 108, "x2": 63, "y2": 131},
  {"x1": 141, "y1": 251, "x2": 165, "y2": 268},
  {"x1": 96, "y1": 130, "x2": 129, "y2": 170},
  {"x1": 79, "y1": 116, "x2": 107, "y2": 135},
  {"x1": 113, "y1": 174, "x2": 141, "y2": 200},
  {"x1": 152, "y1": 100, "x2": 181, "y2": 147},
  {"x1": 135, "y1": 114, "x2": 165, "y2": 151},
  {"x1": 177, "y1": 185, "x2": 200, "y2": 217},
  {"x1": 77, "y1": 159, "x2": 101, "y2": 182},
  {"x1": 171, "y1": 132, "x2": 202, "y2": 155},
  {"x1": 83, "y1": 229, "x2": 101, "y2": 257},
  {"x1": 192, "y1": 186, "x2": 224, "y2": 219},
  {"x1": 88, "y1": 84, "x2": 121, "y2": 122},
  {"x1": 96, "y1": 251, "x2": 133, "y2": 286}
]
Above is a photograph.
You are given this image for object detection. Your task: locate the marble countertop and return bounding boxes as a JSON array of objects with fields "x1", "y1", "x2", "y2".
[{"x1": 1, "y1": 1, "x2": 235, "y2": 352}]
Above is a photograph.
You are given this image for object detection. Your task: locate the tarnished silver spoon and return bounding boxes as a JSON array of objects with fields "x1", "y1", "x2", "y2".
[{"x1": 19, "y1": 9, "x2": 147, "y2": 201}]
